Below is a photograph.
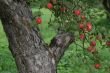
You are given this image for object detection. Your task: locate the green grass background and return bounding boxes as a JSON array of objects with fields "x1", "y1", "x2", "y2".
[{"x1": 0, "y1": 8, "x2": 110, "y2": 73}]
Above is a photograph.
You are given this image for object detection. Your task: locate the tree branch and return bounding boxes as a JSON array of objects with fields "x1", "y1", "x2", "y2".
[{"x1": 49, "y1": 32, "x2": 75, "y2": 63}]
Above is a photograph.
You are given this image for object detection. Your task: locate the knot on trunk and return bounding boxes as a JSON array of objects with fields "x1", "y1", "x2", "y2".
[{"x1": 50, "y1": 32, "x2": 75, "y2": 48}]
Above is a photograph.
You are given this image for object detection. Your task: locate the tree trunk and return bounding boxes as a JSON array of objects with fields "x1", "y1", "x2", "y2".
[{"x1": 0, "y1": 0, "x2": 74, "y2": 73}]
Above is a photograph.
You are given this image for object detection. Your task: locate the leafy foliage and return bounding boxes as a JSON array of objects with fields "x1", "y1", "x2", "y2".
[
  {"x1": 33, "y1": 0, "x2": 110, "y2": 73},
  {"x1": 1, "y1": 0, "x2": 110, "y2": 73}
]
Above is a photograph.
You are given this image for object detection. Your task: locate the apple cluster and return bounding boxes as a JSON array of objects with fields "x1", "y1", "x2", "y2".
[{"x1": 34, "y1": 1, "x2": 110, "y2": 70}]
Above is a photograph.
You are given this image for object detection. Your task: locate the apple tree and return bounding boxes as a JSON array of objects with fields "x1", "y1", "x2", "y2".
[{"x1": 0, "y1": 0, "x2": 110, "y2": 73}]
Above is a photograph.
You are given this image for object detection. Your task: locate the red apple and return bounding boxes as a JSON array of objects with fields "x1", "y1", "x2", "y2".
[
  {"x1": 74, "y1": 10, "x2": 81, "y2": 16},
  {"x1": 90, "y1": 41, "x2": 96, "y2": 47},
  {"x1": 47, "y1": 3, "x2": 53, "y2": 9},
  {"x1": 79, "y1": 24, "x2": 84, "y2": 30},
  {"x1": 80, "y1": 34, "x2": 85, "y2": 40},
  {"x1": 81, "y1": 15, "x2": 86, "y2": 20},
  {"x1": 95, "y1": 64, "x2": 100, "y2": 69},
  {"x1": 87, "y1": 46, "x2": 96, "y2": 53},
  {"x1": 106, "y1": 41, "x2": 110, "y2": 46},
  {"x1": 86, "y1": 22, "x2": 92, "y2": 31},
  {"x1": 36, "y1": 18, "x2": 42, "y2": 24}
]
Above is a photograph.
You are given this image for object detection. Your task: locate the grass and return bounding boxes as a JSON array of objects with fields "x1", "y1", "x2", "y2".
[
  {"x1": 0, "y1": 8, "x2": 110, "y2": 73},
  {"x1": 0, "y1": 21, "x2": 18, "y2": 73}
]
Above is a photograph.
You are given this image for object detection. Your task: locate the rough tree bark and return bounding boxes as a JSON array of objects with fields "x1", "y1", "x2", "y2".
[{"x1": 0, "y1": 0, "x2": 74, "y2": 73}]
